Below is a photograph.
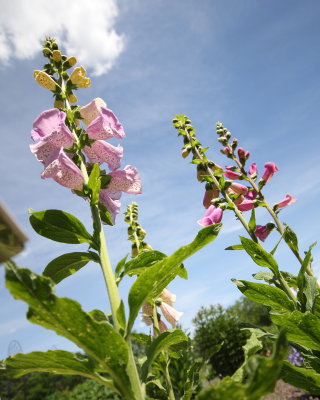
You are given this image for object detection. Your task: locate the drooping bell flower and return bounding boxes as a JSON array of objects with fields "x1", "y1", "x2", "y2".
[
  {"x1": 261, "y1": 162, "x2": 279, "y2": 183},
  {"x1": 141, "y1": 302, "x2": 153, "y2": 326},
  {"x1": 41, "y1": 148, "x2": 84, "y2": 190},
  {"x1": 159, "y1": 302, "x2": 183, "y2": 328},
  {"x1": 33, "y1": 70, "x2": 57, "y2": 91},
  {"x1": 159, "y1": 288, "x2": 176, "y2": 307},
  {"x1": 224, "y1": 166, "x2": 241, "y2": 180},
  {"x1": 30, "y1": 141, "x2": 57, "y2": 165},
  {"x1": 246, "y1": 190, "x2": 258, "y2": 200},
  {"x1": 108, "y1": 165, "x2": 142, "y2": 194},
  {"x1": 198, "y1": 205, "x2": 223, "y2": 226},
  {"x1": 158, "y1": 319, "x2": 169, "y2": 333},
  {"x1": 86, "y1": 107, "x2": 125, "y2": 140},
  {"x1": 203, "y1": 187, "x2": 220, "y2": 209},
  {"x1": 274, "y1": 194, "x2": 296, "y2": 210},
  {"x1": 69, "y1": 66, "x2": 91, "y2": 88},
  {"x1": 255, "y1": 224, "x2": 274, "y2": 242},
  {"x1": 83, "y1": 140, "x2": 123, "y2": 171},
  {"x1": 99, "y1": 189, "x2": 121, "y2": 224},
  {"x1": 31, "y1": 109, "x2": 74, "y2": 149},
  {"x1": 237, "y1": 199, "x2": 255, "y2": 211},
  {"x1": 80, "y1": 98, "x2": 107, "y2": 125},
  {"x1": 229, "y1": 182, "x2": 248, "y2": 195}
]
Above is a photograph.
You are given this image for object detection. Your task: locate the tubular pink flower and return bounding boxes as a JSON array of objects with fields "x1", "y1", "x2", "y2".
[
  {"x1": 99, "y1": 189, "x2": 121, "y2": 223},
  {"x1": 197, "y1": 205, "x2": 223, "y2": 226},
  {"x1": 41, "y1": 148, "x2": 84, "y2": 190},
  {"x1": 30, "y1": 141, "x2": 57, "y2": 165},
  {"x1": 108, "y1": 165, "x2": 142, "y2": 194},
  {"x1": 255, "y1": 225, "x2": 272, "y2": 242},
  {"x1": 80, "y1": 98, "x2": 107, "y2": 125},
  {"x1": 141, "y1": 302, "x2": 153, "y2": 326},
  {"x1": 86, "y1": 107, "x2": 125, "y2": 140},
  {"x1": 237, "y1": 199, "x2": 255, "y2": 211},
  {"x1": 249, "y1": 162, "x2": 257, "y2": 175},
  {"x1": 261, "y1": 162, "x2": 279, "y2": 182},
  {"x1": 203, "y1": 188, "x2": 220, "y2": 209},
  {"x1": 160, "y1": 302, "x2": 183, "y2": 328},
  {"x1": 159, "y1": 288, "x2": 176, "y2": 307},
  {"x1": 158, "y1": 319, "x2": 169, "y2": 333},
  {"x1": 246, "y1": 190, "x2": 258, "y2": 200},
  {"x1": 237, "y1": 147, "x2": 246, "y2": 159},
  {"x1": 31, "y1": 109, "x2": 74, "y2": 149},
  {"x1": 83, "y1": 140, "x2": 123, "y2": 171},
  {"x1": 229, "y1": 182, "x2": 248, "y2": 195},
  {"x1": 274, "y1": 194, "x2": 296, "y2": 209},
  {"x1": 224, "y1": 167, "x2": 241, "y2": 180}
]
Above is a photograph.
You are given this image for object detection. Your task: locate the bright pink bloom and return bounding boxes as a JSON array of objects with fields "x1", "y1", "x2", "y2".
[
  {"x1": 261, "y1": 162, "x2": 279, "y2": 182},
  {"x1": 99, "y1": 189, "x2": 121, "y2": 223},
  {"x1": 108, "y1": 165, "x2": 142, "y2": 194},
  {"x1": 238, "y1": 147, "x2": 246, "y2": 159},
  {"x1": 80, "y1": 98, "x2": 106, "y2": 125},
  {"x1": 86, "y1": 107, "x2": 125, "y2": 140},
  {"x1": 30, "y1": 141, "x2": 57, "y2": 165},
  {"x1": 31, "y1": 109, "x2": 74, "y2": 149},
  {"x1": 237, "y1": 199, "x2": 255, "y2": 211},
  {"x1": 246, "y1": 190, "x2": 258, "y2": 200},
  {"x1": 249, "y1": 163, "x2": 257, "y2": 175},
  {"x1": 255, "y1": 225, "x2": 272, "y2": 241},
  {"x1": 197, "y1": 205, "x2": 223, "y2": 226},
  {"x1": 229, "y1": 182, "x2": 248, "y2": 195},
  {"x1": 220, "y1": 147, "x2": 231, "y2": 156},
  {"x1": 83, "y1": 140, "x2": 123, "y2": 171},
  {"x1": 274, "y1": 194, "x2": 296, "y2": 209},
  {"x1": 159, "y1": 302, "x2": 183, "y2": 328},
  {"x1": 41, "y1": 148, "x2": 84, "y2": 190},
  {"x1": 224, "y1": 166, "x2": 241, "y2": 180}
]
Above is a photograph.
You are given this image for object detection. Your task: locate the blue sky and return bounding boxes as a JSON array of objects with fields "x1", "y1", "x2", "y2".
[{"x1": 1, "y1": 0, "x2": 320, "y2": 359}]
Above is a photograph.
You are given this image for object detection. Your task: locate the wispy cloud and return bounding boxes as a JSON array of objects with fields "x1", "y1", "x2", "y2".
[{"x1": 0, "y1": 0, "x2": 124, "y2": 75}]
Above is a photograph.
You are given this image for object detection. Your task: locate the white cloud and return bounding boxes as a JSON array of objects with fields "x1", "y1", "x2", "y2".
[{"x1": 0, "y1": 0, "x2": 124, "y2": 75}]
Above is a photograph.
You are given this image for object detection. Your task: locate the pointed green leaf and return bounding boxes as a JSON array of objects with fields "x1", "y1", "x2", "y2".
[
  {"x1": 29, "y1": 209, "x2": 93, "y2": 245},
  {"x1": 116, "y1": 300, "x2": 126, "y2": 331},
  {"x1": 252, "y1": 271, "x2": 274, "y2": 282},
  {"x1": 232, "y1": 279, "x2": 295, "y2": 312},
  {"x1": 141, "y1": 329, "x2": 188, "y2": 381},
  {"x1": 297, "y1": 242, "x2": 318, "y2": 312},
  {"x1": 271, "y1": 311, "x2": 320, "y2": 350},
  {"x1": 43, "y1": 251, "x2": 100, "y2": 283},
  {"x1": 98, "y1": 203, "x2": 114, "y2": 226},
  {"x1": 283, "y1": 224, "x2": 299, "y2": 253},
  {"x1": 115, "y1": 254, "x2": 129, "y2": 279},
  {"x1": 124, "y1": 250, "x2": 167, "y2": 276},
  {"x1": 127, "y1": 224, "x2": 222, "y2": 334},
  {"x1": 88, "y1": 163, "x2": 101, "y2": 205},
  {"x1": 281, "y1": 361, "x2": 320, "y2": 394},
  {"x1": 248, "y1": 209, "x2": 256, "y2": 233},
  {"x1": 225, "y1": 244, "x2": 244, "y2": 251},
  {"x1": 4, "y1": 261, "x2": 131, "y2": 392},
  {"x1": 239, "y1": 236, "x2": 278, "y2": 272}
]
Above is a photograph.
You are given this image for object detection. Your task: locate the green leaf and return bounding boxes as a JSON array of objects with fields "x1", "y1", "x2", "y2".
[
  {"x1": 232, "y1": 279, "x2": 295, "y2": 312},
  {"x1": 124, "y1": 250, "x2": 167, "y2": 276},
  {"x1": 141, "y1": 330, "x2": 188, "y2": 381},
  {"x1": 271, "y1": 311, "x2": 320, "y2": 350},
  {"x1": 98, "y1": 203, "x2": 114, "y2": 226},
  {"x1": 87, "y1": 164, "x2": 101, "y2": 205},
  {"x1": 248, "y1": 209, "x2": 256, "y2": 233},
  {"x1": 252, "y1": 271, "x2": 274, "y2": 283},
  {"x1": 239, "y1": 236, "x2": 278, "y2": 272},
  {"x1": 283, "y1": 224, "x2": 299, "y2": 253},
  {"x1": 297, "y1": 242, "x2": 318, "y2": 312},
  {"x1": 29, "y1": 209, "x2": 93, "y2": 245},
  {"x1": 127, "y1": 224, "x2": 222, "y2": 334},
  {"x1": 115, "y1": 254, "x2": 129, "y2": 280},
  {"x1": 225, "y1": 244, "x2": 244, "y2": 251},
  {"x1": 177, "y1": 264, "x2": 188, "y2": 280},
  {"x1": 4, "y1": 261, "x2": 132, "y2": 394},
  {"x1": 100, "y1": 175, "x2": 112, "y2": 189},
  {"x1": 43, "y1": 251, "x2": 100, "y2": 284},
  {"x1": 116, "y1": 300, "x2": 126, "y2": 331},
  {"x1": 281, "y1": 361, "x2": 320, "y2": 394}
]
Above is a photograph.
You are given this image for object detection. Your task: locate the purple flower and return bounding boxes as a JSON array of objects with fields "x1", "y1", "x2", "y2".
[
  {"x1": 197, "y1": 205, "x2": 223, "y2": 226},
  {"x1": 83, "y1": 140, "x2": 123, "y2": 171},
  {"x1": 274, "y1": 194, "x2": 296, "y2": 209},
  {"x1": 261, "y1": 162, "x2": 279, "y2": 182},
  {"x1": 224, "y1": 166, "x2": 241, "y2": 180},
  {"x1": 255, "y1": 225, "x2": 272, "y2": 241},
  {"x1": 108, "y1": 165, "x2": 142, "y2": 194},
  {"x1": 246, "y1": 190, "x2": 258, "y2": 200},
  {"x1": 86, "y1": 107, "x2": 125, "y2": 140},
  {"x1": 237, "y1": 199, "x2": 255, "y2": 211},
  {"x1": 99, "y1": 189, "x2": 121, "y2": 223},
  {"x1": 30, "y1": 141, "x2": 57, "y2": 165},
  {"x1": 31, "y1": 109, "x2": 74, "y2": 149},
  {"x1": 249, "y1": 162, "x2": 257, "y2": 175},
  {"x1": 41, "y1": 148, "x2": 84, "y2": 190}
]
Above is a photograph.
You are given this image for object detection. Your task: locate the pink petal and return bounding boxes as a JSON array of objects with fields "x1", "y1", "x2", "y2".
[
  {"x1": 83, "y1": 140, "x2": 123, "y2": 171},
  {"x1": 237, "y1": 199, "x2": 255, "y2": 211},
  {"x1": 108, "y1": 165, "x2": 142, "y2": 194},
  {"x1": 160, "y1": 302, "x2": 183, "y2": 328},
  {"x1": 41, "y1": 148, "x2": 84, "y2": 190},
  {"x1": 229, "y1": 183, "x2": 248, "y2": 195},
  {"x1": 86, "y1": 107, "x2": 125, "y2": 140},
  {"x1": 274, "y1": 194, "x2": 296, "y2": 209},
  {"x1": 160, "y1": 288, "x2": 176, "y2": 307},
  {"x1": 30, "y1": 141, "x2": 56, "y2": 165},
  {"x1": 99, "y1": 189, "x2": 122, "y2": 223},
  {"x1": 80, "y1": 98, "x2": 106, "y2": 125}
]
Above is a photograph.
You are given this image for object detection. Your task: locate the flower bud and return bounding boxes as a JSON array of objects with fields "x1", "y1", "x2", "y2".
[
  {"x1": 231, "y1": 138, "x2": 238, "y2": 150},
  {"x1": 143, "y1": 243, "x2": 153, "y2": 251},
  {"x1": 217, "y1": 136, "x2": 228, "y2": 145},
  {"x1": 131, "y1": 244, "x2": 138, "y2": 258},
  {"x1": 203, "y1": 187, "x2": 220, "y2": 208},
  {"x1": 68, "y1": 93, "x2": 78, "y2": 103},
  {"x1": 52, "y1": 50, "x2": 62, "y2": 62},
  {"x1": 197, "y1": 164, "x2": 207, "y2": 182},
  {"x1": 54, "y1": 98, "x2": 64, "y2": 109},
  {"x1": 70, "y1": 66, "x2": 91, "y2": 88},
  {"x1": 181, "y1": 147, "x2": 191, "y2": 158},
  {"x1": 34, "y1": 70, "x2": 57, "y2": 91},
  {"x1": 63, "y1": 57, "x2": 77, "y2": 69}
]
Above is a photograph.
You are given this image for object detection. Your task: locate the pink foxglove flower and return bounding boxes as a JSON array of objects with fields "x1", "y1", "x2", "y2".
[
  {"x1": 246, "y1": 190, "x2": 258, "y2": 200},
  {"x1": 160, "y1": 288, "x2": 176, "y2": 307},
  {"x1": 30, "y1": 141, "x2": 57, "y2": 165},
  {"x1": 158, "y1": 319, "x2": 169, "y2": 333},
  {"x1": 229, "y1": 182, "x2": 248, "y2": 195},
  {"x1": 86, "y1": 107, "x2": 125, "y2": 140},
  {"x1": 141, "y1": 302, "x2": 153, "y2": 326},
  {"x1": 237, "y1": 199, "x2": 255, "y2": 211},
  {"x1": 261, "y1": 162, "x2": 279, "y2": 182},
  {"x1": 274, "y1": 194, "x2": 296, "y2": 209},
  {"x1": 80, "y1": 98, "x2": 107, "y2": 125},
  {"x1": 159, "y1": 302, "x2": 183, "y2": 328},
  {"x1": 224, "y1": 167, "x2": 241, "y2": 180},
  {"x1": 203, "y1": 187, "x2": 219, "y2": 209},
  {"x1": 99, "y1": 190, "x2": 121, "y2": 224},
  {"x1": 41, "y1": 148, "x2": 84, "y2": 190},
  {"x1": 249, "y1": 162, "x2": 257, "y2": 175},
  {"x1": 198, "y1": 205, "x2": 223, "y2": 226},
  {"x1": 31, "y1": 109, "x2": 74, "y2": 149},
  {"x1": 255, "y1": 225, "x2": 272, "y2": 242},
  {"x1": 108, "y1": 165, "x2": 142, "y2": 194},
  {"x1": 83, "y1": 141, "x2": 123, "y2": 171}
]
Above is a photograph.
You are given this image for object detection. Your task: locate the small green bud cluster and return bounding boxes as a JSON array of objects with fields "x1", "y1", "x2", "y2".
[{"x1": 124, "y1": 202, "x2": 152, "y2": 258}]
